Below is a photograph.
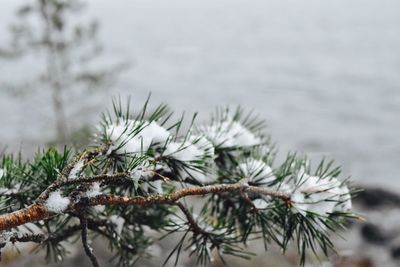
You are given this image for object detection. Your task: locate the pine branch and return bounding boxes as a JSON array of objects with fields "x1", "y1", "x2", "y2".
[{"x1": 0, "y1": 97, "x2": 355, "y2": 266}]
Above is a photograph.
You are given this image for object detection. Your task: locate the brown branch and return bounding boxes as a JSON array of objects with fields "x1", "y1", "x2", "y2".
[
  {"x1": 0, "y1": 203, "x2": 48, "y2": 231},
  {"x1": 88, "y1": 183, "x2": 290, "y2": 207},
  {"x1": 0, "y1": 183, "x2": 289, "y2": 232}
]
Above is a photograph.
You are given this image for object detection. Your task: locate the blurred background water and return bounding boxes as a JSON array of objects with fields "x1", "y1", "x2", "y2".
[
  {"x1": 0, "y1": 0, "x2": 399, "y2": 190},
  {"x1": 1, "y1": 1, "x2": 400, "y2": 267}
]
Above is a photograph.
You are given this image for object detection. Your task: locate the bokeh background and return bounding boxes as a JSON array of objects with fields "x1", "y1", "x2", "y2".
[{"x1": 0, "y1": 0, "x2": 399, "y2": 266}]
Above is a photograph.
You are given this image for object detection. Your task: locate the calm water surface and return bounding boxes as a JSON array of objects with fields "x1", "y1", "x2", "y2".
[{"x1": 0, "y1": 0, "x2": 399, "y2": 188}]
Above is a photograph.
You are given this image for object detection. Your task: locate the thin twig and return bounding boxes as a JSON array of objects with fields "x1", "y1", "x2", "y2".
[
  {"x1": 80, "y1": 213, "x2": 100, "y2": 267},
  {"x1": 175, "y1": 202, "x2": 204, "y2": 235},
  {"x1": 87, "y1": 224, "x2": 138, "y2": 254},
  {"x1": 9, "y1": 233, "x2": 45, "y2": 244}
]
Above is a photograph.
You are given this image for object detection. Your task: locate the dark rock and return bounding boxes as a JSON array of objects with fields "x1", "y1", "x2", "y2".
[
  {"x1": 354, "y1": 187, "x2": 400, "y2": 208},
  {"x1": 360, "y1": 223, "x2": 390, "y2": 245},
  {"x1": 391, "y1": 246, "x2": 400, "y2": 259}
]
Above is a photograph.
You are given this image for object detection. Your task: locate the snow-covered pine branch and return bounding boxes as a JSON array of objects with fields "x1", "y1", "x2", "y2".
[{"x1": 0, "y1": 99, "x2": 355, "y2": 267}]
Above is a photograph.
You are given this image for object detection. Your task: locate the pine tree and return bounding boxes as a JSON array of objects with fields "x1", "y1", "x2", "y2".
[
  {"x1": 0, "y1": 97, "x2": 356, "y2": 267},
  {"x1": 0, "y1": 0, "x2": 127, "y2": 141}
]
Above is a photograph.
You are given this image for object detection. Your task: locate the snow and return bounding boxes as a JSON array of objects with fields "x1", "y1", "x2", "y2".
[
  {"x1": 189, "y1": 135, "x2": 215, "y2": 159},
  {"x1": 198, "y1": 117, "x2": 262, "y2": 148},
  {"x1": 164, "y1": 134, "x2": 215, "y2": 162},
  {"x1": 146, "y1": 244, "x2": 162, "y2": 256},
  {"x1": 150, "y1": 180, "x2": 163, "y2": 194},
  {"x1": 164, "y1": 141, "x2": 203, "y2": 161},
  {"x1": 290, "y1": 171, "x2": 351, "y2": 216},
  {"x1": 0, "y1": 231, "x2": 13, "y2": 243},
  {"x1": 238, "y1": 158, "x2": 275, "y2": 185},
  {"x1": 110, "y1": 215, "x2": 125, "y2": 235},
  {"x1": 252, "y1": 198, "x2": 269, "y2": 209},
  {"x1": 45, "y1": 191, "x2": 70, "y2": 213},
  {"x1": 69, "y1": 160, "x2": 84, "y2": 179},
  {"x1": 185, "y1": 168, "x2": 216, "y2": 185},
  {"x1": 275, "y1": 182, "x2": 293, "y2": 194},
  {"x1": 0, "y1": 168, "x2": 5, "y2": 179},
  {"x1": 0, "y1": 183, "x2": 21, "y2": 195},
  {"x1": 86, "y1": 182, "x2": 102, "y2": 197},
  {"x1": 194, "y1": 214, "x2": 228, "y2": 235},
  {"x1": 164, "y1": 136, "x2": 216, "y2": 184},
  {"x1": 130, "y1": 165, "x2": 154, "y2": 181},
  {"x1": 334, "y1": 185, "x2": 352, "y2": 212},
  {"x1": 141, "y1": 121, "x2": 170, "y2": 144},
  {"x1": 105, "y1": 119, "x2": 170, "y2": 154}
]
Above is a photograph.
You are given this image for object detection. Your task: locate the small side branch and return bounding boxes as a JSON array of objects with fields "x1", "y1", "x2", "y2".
[
  {"x1": 175, "y1": 202, "x2": 204, "y2": 235},
  {"x1": 80, "y1": 214, "x2": 100, "y2": 267},
  {"x1": 47, "y1": 224, "x2": 82, "y2": 244},
  {"x1": 9, "y1": 233, "x2": 45, "y2": 244},
  {"x1": 36, "y1": 144, "x2": 111, "y2": 202}
]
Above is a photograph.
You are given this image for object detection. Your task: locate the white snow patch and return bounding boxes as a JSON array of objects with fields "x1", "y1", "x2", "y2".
[
  {"x1": 164, "y1": 134, "x2": 215, "y2": 162},
  {"x1": 189, "y1": 135, "x2": 215, "y2": 159},
  {"x1": 0, "y1": 231, "x2": 13, "y2": 243},
  {"x1": 290, "y1": 172, "x2": 350, "y2": 216},
  {"x1": 164, "y1": 136, "x2": 216, "y2": 184},
  {"x1": 110, "y1": 215, "x2": 125, "y2": 235},
  {"x1": 69, "y1": 160, "x2": 84, "y2": 179},
  {"x1": 141, "y1": 121, "x2": 170, "y2": 144},
  {"x1": 252, "y1": 198, "x2": 269, "y2": 209},
  {"x1": 238, "y1": 158, "x2": 275, "y2": 185},
  {"x1": 164, "y1": 141, "x2": 203, "y2": 161},
  {"x1": 45, "y1": 191, "x2": 70, "y2": 213},
  {"x1": 86, "y1": 182, "x2": 102, "y2": 197},
  {"x1": 105, "y1": 119, "x2": 170, "y2": 154},
  {"x1": 93, "y1": 205, "x2": 105, "y2": 213},
  {"x1": 185, "y1": 168, "x2": 216, "y2": 185},
  {"x1": 275, "y1": 182, "x2": 294, "y2": 194},
  {"x1": 198, "y1": 117, "x2": 261, "y2": 148},
  {"x1": 334, "y1": 185, "x2": 352, "y2": 212},
  {"x1": 150, "y1": 180, "x2": 163, "y2": 194},
  {"x1": 147, "y1": 244, "x2": 162, "y2": 256},
  {"x1": 130, "y1": 165, "x2": 154, "y2": 182},
  {"x1": 192, "y1": 214, "x2": 227, "y2": 235},
  {"x1": 141, "y1": 180, "x2": 164, "y2": 194},
  {"x1": 0, "y1": 183, "x2": 21, "y2": 195}
]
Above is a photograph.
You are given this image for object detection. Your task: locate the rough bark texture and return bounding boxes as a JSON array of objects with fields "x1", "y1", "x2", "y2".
[
  {"x1": 0, "y1": 183, "x2": 289, "y2": 232},
  {"x1": 0, "y1": 204, "x2": 48, "y2": 231}
]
